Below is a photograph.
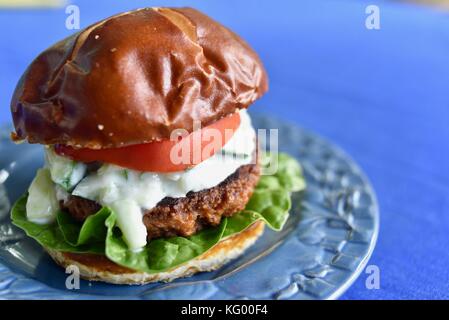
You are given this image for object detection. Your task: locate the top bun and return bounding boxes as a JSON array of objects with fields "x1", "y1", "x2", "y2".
[{"x1": 11, "y1": 7, "x2": 268, "y2": 149}]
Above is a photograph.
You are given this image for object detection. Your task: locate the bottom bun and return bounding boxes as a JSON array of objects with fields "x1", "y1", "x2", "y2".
[{"x1": 45, "y1": 221, "x2": 265, "y2": 285}]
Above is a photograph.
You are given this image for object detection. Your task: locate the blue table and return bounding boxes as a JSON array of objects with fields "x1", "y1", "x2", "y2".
[{"x1": 1, "y1": 0, "x2": 448, "y2": 299}]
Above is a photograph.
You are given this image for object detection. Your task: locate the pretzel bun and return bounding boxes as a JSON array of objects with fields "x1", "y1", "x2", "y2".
[{"x1": 11, "y1": 7, "x2": 268, "y2": 149}]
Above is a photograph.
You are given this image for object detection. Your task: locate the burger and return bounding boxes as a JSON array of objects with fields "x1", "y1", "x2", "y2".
[{"x1": 10, "y1": 7, "x2": 305, "y2": 284}]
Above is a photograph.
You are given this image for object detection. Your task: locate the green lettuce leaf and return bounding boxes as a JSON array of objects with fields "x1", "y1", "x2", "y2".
[
  {"x1": 105, "y1": 213, "x2": 228, "y2": 272},
  {"x1": 11, "y1": 195, "x2": 105, "y2": 254},
  {"x1": 258, "y1": 152, "x2": 306, "y2": 192},
  {"x1": 56, "y1": 207, "x2": 109, "y2": 247},
  {"x1": 11, "y1": 152, "x2": 305, "y2": 273}
]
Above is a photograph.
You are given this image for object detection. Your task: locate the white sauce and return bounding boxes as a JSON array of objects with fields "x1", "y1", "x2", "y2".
[
  {"x1": 26, "y1": 169, "x2": 59, "y2": 224},
  {"x1": 37, "y1": 110, "x2": 256, "y2": 251}
]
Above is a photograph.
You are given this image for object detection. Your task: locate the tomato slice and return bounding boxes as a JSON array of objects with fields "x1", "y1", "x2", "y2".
[{"x1": 55, "y1": 112, "x2": 241, "y2": 172}]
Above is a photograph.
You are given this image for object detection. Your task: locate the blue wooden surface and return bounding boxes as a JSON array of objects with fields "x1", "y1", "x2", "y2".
[{"x1": 0, "y1": 0, "x2": 448, "y2": 299}]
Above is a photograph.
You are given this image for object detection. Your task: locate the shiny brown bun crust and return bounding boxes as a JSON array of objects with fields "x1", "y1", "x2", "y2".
[
  {"x1": 11, "y1": 7, "x2": 268, "y2": 148},
  {"x1": 45, "y1": 221, "x2": 265, "y2": 284}
]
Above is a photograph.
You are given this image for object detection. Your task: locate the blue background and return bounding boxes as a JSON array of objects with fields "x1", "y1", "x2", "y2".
[{"x1": 1, "y1": 0, "x2": 448, "y2": 299}]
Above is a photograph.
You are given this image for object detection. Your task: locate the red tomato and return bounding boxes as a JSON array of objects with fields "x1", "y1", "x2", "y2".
[{"x1": 55, "y1": 112, "x2": 241, "y2": 172}]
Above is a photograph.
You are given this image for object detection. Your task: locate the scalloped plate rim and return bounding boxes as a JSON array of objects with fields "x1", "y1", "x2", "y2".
[{"x1": 0, "y1": 113, "x2": 379, "y2": 300}]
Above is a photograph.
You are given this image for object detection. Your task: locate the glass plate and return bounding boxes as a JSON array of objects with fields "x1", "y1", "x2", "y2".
[{"x1": 0, "y1": 113, "x2": 379, "y2": 299}]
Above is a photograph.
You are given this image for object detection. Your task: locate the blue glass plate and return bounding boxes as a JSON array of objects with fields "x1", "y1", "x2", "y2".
[{"x1": 0, "y1": 113, "x2": 378, "y2": 299}]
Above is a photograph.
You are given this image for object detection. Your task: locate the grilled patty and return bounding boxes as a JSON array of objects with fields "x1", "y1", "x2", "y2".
[{"x1": 60, "y1": 162, "x2": 261, "y2": 239}]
